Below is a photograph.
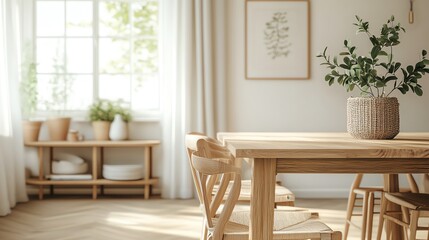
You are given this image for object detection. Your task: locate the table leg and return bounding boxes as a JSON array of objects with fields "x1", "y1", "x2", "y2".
[
  {"x1": 384, "y1": 174, "x2": 403, "y2": 240},
  {"x1": 250, "y1": 158, "x2": 276, "y2": 240}
]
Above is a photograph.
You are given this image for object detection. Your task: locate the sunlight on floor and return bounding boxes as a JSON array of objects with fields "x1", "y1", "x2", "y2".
[{"x1": 105, "y1": 208, "x2": 202, "y2": 239}]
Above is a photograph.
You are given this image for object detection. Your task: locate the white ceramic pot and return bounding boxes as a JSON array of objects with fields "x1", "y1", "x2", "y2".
[{"x1": 109, "y1": 114, "x2": 128, "y2": 141}]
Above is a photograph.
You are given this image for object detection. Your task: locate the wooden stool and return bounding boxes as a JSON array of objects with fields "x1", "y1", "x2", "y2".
[
  {"x1": 344, "y1": 174, "x2": 419, "y2": 240},
  {"x1": 377, "y1": 192, "x2": 429, "y2": 240},
  {"x1": 344, "y1": 174, "x2": 383, "y2": 240}
]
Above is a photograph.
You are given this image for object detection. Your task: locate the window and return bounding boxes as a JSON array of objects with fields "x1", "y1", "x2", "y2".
[{"x1": 34, "y1": 0, "x2": 159, "y2": 117}]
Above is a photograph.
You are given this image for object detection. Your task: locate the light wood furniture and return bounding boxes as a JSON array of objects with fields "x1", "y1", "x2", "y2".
[
  {"x1": 185, "y1": 133, "x2": 295, "y2": 206},
  {"x1": 191, "y1": 138, "x2": 341, "y2": 240},
  {"x1": 377, "y1": 192, "x2": 429, "y2": 240},
  {"x1": 344, "y1": 174, "x2": 418, "y2": 240},
  {"x1": 25, "y1": 140, "x2": 160, "y2": 200},
  {"x1": 217, "y1": 132, "x2": 429, "y2": 240},
  {"x1": 344, "y1": 174, "x2": 384, "y2": 240}
]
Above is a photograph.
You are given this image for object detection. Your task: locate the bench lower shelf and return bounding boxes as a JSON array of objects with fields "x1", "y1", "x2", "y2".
[
  {"x1": 27, "y1": 177, "x2": 159, "y2": 199},
  {"x1": 27, "y1": 178, "x2": 159, "y2": 186}
]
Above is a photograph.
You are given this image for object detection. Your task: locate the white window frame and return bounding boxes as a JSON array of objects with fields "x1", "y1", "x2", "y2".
[{"x1": 27, "y1": 0, "x2": 161, "y2": 121}]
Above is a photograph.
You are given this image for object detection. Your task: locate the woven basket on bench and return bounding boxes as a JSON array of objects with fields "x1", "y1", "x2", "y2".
[{"x1": 347, "y1": 97, "x2": 399, "y2": 139}]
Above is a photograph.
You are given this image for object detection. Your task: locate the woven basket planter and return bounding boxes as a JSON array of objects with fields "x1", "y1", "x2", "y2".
[{"x1": 347, "y1": 97, "x2": 399, "y2": 139}]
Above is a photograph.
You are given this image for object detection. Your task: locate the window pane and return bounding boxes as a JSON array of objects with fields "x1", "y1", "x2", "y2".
[
  {"x1": 99, "y1": 38, "x2": 130, "y2": 74},
  {"x1": 132, "y1": 0, "x2": 158, "y2": 36},
  {"x1": 67, "y1": 38, "x2": 93, "y2": 73},
  {"x1": 66, "y1": 1, "x2": 93, "y2": 36},
  {"x1": 37, "y1": 74, "x2": 66, "y2": 111},
  {"x1": 66, "y1": 75, "x2": 93, "y2": 110},
  {"x1": 133, "y1": 39, "x2": 158, "y2": 74},
  {"x1": 132, "y1": 74, "x2": 159, "y2": 110},
  {"x1": 99, "y1": 1, "x2": 130, "y2": 36},
  {"x1": 37, "y1": 74, "x2": 91, "y2": 111},
  {"x1": 33, "y1": 0, "x2": 160, "y2": 114},
  {"x1": 37, "y1": 38, "x2": 65, "y2": 74},
  {"x1": 36, "y1": 1, "x2": 65, "y2": 36},
  {"x1": 99, "y1": 75, "x2": 131, "y2": 102}
]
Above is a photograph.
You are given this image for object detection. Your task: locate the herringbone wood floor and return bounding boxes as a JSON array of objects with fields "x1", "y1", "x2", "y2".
[
  {"x1": 0, "y1": 198, "x2": 424, "y2": 240},
  {"x1": 0, "y1": 198, "x2": 202, "y2": 240}
]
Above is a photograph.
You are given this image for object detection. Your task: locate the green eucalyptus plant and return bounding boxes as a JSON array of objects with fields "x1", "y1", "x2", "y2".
[
  {"x1": 89, "y1": 99, "x2": 132, "y2": 122},
  {"x1": 317, "y1": 16, "x2": 429, "y2": 97}
]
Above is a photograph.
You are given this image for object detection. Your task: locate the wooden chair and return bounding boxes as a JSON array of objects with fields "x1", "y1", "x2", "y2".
[
  {"x1": 185, "y1": 132, "x2": 295, "y2": 206},
  {"x1": 191, "y1": 138, "x2": 342, "y2": 240},
  {"x1": 377, "y1": 192, "x2": 429, "y2": 240},
  {"x1": 344, "y1": 174, "x2": 419, "y2": 240}
]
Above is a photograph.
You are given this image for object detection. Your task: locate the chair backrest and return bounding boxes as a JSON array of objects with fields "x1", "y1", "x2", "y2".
[
  {"x1": 192, "y1": 138, "x2": 242, "y2": 240},
  {"x1": 185, "y1": 132, "x2": 234, "y2": 214}
]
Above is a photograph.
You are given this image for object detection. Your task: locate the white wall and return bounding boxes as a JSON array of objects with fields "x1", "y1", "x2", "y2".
[{"x1": 225, "y1": 0, "x2": 429, "y2": 198}]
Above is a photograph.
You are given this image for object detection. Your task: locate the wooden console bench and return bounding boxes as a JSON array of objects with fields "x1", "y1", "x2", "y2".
[{"x1": 25, "y1": 140, "x2": 160, "y2": 200}]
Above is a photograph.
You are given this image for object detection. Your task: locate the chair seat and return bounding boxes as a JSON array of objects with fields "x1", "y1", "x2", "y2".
[
  {"x1": 228, "y1": 209, "x2": 312, "y2": 230},
  {"x1": 385, "y1": 193, "x2": 429, "y2": 210},
  {"x1": 220, "y1": 217, "x2": 337, "y2": 239},
  {"x1": 215, "y1": 180, "x2": 295, "y2": 203}
]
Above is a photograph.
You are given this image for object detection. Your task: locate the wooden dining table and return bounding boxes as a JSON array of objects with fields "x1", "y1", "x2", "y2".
[{"x1": 217, "y1": 132, "x2": 429, "y2": 240}]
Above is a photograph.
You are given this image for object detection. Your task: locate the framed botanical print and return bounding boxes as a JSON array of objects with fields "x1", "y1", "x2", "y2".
[{"x1": 246, "y1": 0, "x2": 311, "y2": 80}]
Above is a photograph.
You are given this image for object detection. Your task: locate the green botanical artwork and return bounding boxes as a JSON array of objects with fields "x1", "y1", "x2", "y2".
[{"x1": 265, "y1": 12, "x2": 291, "y2": 59}]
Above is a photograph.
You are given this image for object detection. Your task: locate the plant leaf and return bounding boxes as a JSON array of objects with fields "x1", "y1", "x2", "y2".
[{"x1": 415, "y1": 87, "x2": 423, "y2": 96}]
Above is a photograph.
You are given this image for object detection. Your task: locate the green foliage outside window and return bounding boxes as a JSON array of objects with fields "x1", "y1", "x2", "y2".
[{"x1": 102, "y1": 1, "x2": 158, "y2": 80}]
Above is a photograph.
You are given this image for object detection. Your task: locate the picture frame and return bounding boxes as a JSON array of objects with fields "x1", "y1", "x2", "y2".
[{"x1": 245, "y1": 0, "x2": 311, "y2": 80}]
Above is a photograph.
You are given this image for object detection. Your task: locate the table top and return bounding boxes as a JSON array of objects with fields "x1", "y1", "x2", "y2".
[
  {"x1": 217, "y1": 132, "x2": 429, "y2": 159},
  {"x1": 24, "y1": 140, "x2": 161, "y2": 147}
]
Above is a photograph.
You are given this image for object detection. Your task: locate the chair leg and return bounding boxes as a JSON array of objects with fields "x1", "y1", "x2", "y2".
[
  {"x1": 332, "y1": 231, "x2": 342, "y2": 240},
  {"x1": 427, "y1": 223, "x2": 429, "y2": 240},
  {"x1": 345, "y1": 174, "x2": 363, "y2": 240},
  {"x1": 376, "y1": 193, "x2": 387, "y2": 240},
  {"x1": 344, "y1": 191, "x2": 357, "y2": 240},
  {"x1": 366, "y1": 192, "x2": 375, "y2": 240},
  {"x1": 406, "y1": 174, "x2": 419, "y2": 193},
  {"x1": 361, "y1": 192, "x2": 370, "y2": 240},
  {"x1": 401, "y1": 206, "x2": 410, "y2": 240},
  {"x1": 201, "y1": 219, "x2": 208, "y2": 240},
  {"x1": 409, "y1": 210, "x2": 419, "y2": 240}
]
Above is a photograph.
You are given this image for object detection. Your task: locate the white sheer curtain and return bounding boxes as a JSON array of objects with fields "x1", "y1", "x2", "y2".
[
  {"x1": 160, "y1": 0, "x2": 227, "y2": 198},
  {"x1": 0, "y1": 0, "x2": 28, "y2": 216}
]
